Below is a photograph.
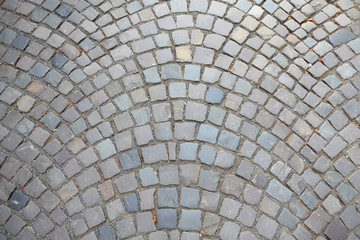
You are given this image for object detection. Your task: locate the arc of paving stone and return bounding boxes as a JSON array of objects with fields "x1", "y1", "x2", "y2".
[{"x1": 0, "y1": 0, "x2": 360, "y2": 239}]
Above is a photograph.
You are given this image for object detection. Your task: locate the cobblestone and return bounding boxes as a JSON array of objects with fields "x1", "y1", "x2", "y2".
[{"x1": 0, "y1": 0, "x2": 359, "y2": 238}]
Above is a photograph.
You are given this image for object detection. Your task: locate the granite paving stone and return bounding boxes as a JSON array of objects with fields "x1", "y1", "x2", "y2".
[
  {"x1": 106, "y1": 199, "x2": 125, "y2": 221},
  {"x1": 76, "y1": 167, "x2": 101, "y2": 190},
  {"x1": 99, "y1": 225, "x2": 116, "y2": 240},
  {"x1": 0, "y1": 0, "x2": 359, "y2": 238},
  {"x1": 70, "y1": 218, "x2": 88, "y2": 236},
  {"x1": 38, "y1": 190, "x2": 60, "y2": 212},
  {"x1": 237, "y1": 204, "x2": 256, "y2": 227},
  {"x1": 219, "y1": 222, "x2": 241, "y2": 240},
  {"x1": 139, "y1": 167, "x2": 159, "y2": 187},
  {"x1": 256, "y1": 215, "x2": 278, "y2": 239},
  {"x1": 179, "y1": 164, "x2": 200, "y2": 186},
  {"x1": 202, "y1": 212, "x2": 220, "y2": 235},
  {"x1": 239, "y1": 141, "x2": 257, "y2": 158},
  {"x1": 198, "y1": 170, "x2": 220, "y2": 191},
  {"x1": 253, "y1": 149, "x2": 273, "y2": 170},
  {"x1": 159, "y1": 165, "x2": 179, "y2": 185},
  {"x1": 324, "y1": 220, "x2": 348, "y2": 240},
  {"x1": 221, "y1": 175, "x2": 244, "y2": 198},
  {"x1": 179, "y1": 142, "x2": 198, "y2": 161},
  {"x1": 243, "y1": 184, "x2": 263, "y2": 205},
  {"x1": 266, "y1": 179, "x2": 293, "y2": 203},
  {"x1": 118, "y1": 150, "x2": 141, "y2": 170},
  {"x1": 179, "y1": 210, "x2": 202, "y2": 231},
  {"x1": 7, "y1": 190, "x2": 29, "y2": 211},
  {"x1": 124, "y1": 193, "x2": 139, "y2": 213},
  {"x1": 340, "y1": 206, "x2": 360, "y2": 230},
  {"x1": 115, "y1": 217, "x2": 136, "y2": 238},
  {"x1": 4, "y1": 215, "x2": 26, "y2": 236},
  {"x1": 142, "y1": 144, "x2": 168, "y2": 163},
  {"x1": 137, "y1": 212, "x2": 156, "y2": 233},
  {"x1": 337, "y1": 183, "x2": 358, "y2": 204},
  {"x1": 180, "y1": 188, "x2": 200, "y2": 208},
  {"x1": 304, "y1": 207, "x2": 331, "y2": 234},
  {"x1": 32, "y1": 213, "x2": 54, "y2": 237},
  {"x1": 214, "y1": 151, "x2": 236, "y2": 169},
  {"x1": 236, "y1": 160, "x2": 255, "y2": 180},
  {"x1": 277, "y1": 208, "x2": 299, "y2": 230},
  {"x1": 157, "y1": 209, "x2": 177, "y2": 229}
]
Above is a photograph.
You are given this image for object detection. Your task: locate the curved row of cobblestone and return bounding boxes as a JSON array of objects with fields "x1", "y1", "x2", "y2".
[{"x1": 0, "y1": 0, "x2": 360, "y2": 239}]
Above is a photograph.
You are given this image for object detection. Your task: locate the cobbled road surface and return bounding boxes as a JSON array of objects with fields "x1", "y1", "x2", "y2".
[{"x1": 0, "y1": 0, "x2": 360, "y2": 239}]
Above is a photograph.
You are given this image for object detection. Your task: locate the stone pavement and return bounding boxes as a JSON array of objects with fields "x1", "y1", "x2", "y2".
[{"x1": 0, "y1": 0, "x2": 360, "y2": 239}]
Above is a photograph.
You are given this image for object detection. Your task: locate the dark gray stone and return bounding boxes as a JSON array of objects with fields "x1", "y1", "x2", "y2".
[
  {"x1": 0, "y1": 86, "x2": 21, "y2": 105},
  {"x1": 7, "y1": 190, "x2": 28, "y2": 211},
  {"x1": 38, "y1": 190, "x2": 60, "y2": 212},
  {"x1": 324, "y1": 220, "x2": 348, "y2": 240},
  {"x1": 10, "y1": 35, "x2": 29, "y2": 50},
  {"x1": 334, "y1": 156, "x2": 355, "y2": 177},
  {"x1": 51, "y1": 226, "x2": 70, "y2": 240}
]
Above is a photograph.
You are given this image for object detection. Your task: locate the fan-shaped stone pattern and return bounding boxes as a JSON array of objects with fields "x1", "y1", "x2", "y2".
[{"x1": 0, "y1": 0, "x2": 360, "y2": 239}]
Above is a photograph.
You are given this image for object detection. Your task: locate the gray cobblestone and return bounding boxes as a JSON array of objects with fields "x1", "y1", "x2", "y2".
[
  {"x1": 256, "y1": 215, "x2": 278, "y2": 239},
  {"x1": 305, "y1": 207, "x2": 331, "y2": 234},
  {"x1": 0, "y1": 0, "x2": 358, "y2": 238},
  {"x1": 290, "y1": 197, "x2": 309, "y2": 219}
]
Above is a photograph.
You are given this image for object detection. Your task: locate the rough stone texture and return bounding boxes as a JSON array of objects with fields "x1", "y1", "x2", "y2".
[
  {"x1": 256, "y1": 215, "x2": 278, "y2": 239},
  {"x1": 0, "y1": 0, "x2": 358, "y2": 238},
  {"x1": 304, "y1": 207, "x2": 331, "y2": 234}
]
